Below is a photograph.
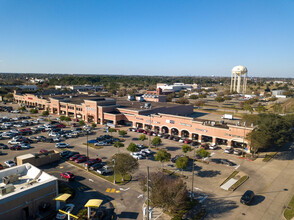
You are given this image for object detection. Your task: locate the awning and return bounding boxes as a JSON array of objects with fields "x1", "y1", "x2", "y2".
[
  {"x1": 54, "y1": 193, "x2": 71, "y2": 202},
  {"x1": 84, "y1": 199, "x2": 103, "y2": 208}
]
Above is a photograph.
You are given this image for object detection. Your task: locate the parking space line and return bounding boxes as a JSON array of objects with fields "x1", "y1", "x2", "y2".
[
  {"x1": 106, "y1": 188, "x2": 111, "y2": 192},
  {"x1": 110, "y1": 188, "x2": 116, "y2": 193}
]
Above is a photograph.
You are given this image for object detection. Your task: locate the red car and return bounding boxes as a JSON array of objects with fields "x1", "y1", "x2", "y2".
[
  {"x1": 10, "y1": 145, "x2": 21, "y2": 150},
  {"x1": 184, "y1": 139, "x2": 192, "y2": 144},
  {"x1": 60, "y1": 172, "x2": 75, "y2": 180},
  {"x1": 55, "y1": 124, "x2": 66, "y2": 128},
  {"x1": 75, "y1": 156, "x2": 89, "y2": 163},
  {"x1": 84, "y1": 158, "x2": 102, "y2": 167},
  {"x1": 137, "y1": 129, "x2": 144, "y2": 133},
  {"x1": 0, "y1": 164, "x2": 4, "y2": 170},
  {"x1": 147, "y1": 131, "x2": 154, "y2": 136},
  {"x1": 69, "y1": 154, "x2": 82, "y2": 161},
  {"x1": 73, "y1": 118, "x2": 79, "y2": 122},
  {"x1": 39, "y1": 149, "x2": 48, "y2": 154}
]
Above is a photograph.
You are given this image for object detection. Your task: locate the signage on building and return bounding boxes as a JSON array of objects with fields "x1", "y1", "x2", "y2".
[
  {"x1": 153, "y1": 121, "x2": 160, "y2": 124},
  {"x1": 179, "y1": 123, "x2": 192, "y2": 127},
  {"x1": 166, "y1": 120, "x2": 175, "y2": 124},
  {"x1": 86, "y1": 107, "x2": 95, "y2": 111},
  {"x1": 225, "y1": 133, "x2": 244, "y2": 138},
  {"x1": 195, "y1": 128, "x2": 207, "y2": 132},
  {"x1": 136, "y1": 117, "x2": 143, "y2": 120},
  {"x1": 146, "y1": 119, "x2": 152, "y2": 123},
  {"x1": 28, "y1": 97, "x2": 33, "y2": 100}
]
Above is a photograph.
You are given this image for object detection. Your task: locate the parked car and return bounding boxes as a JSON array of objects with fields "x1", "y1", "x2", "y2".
[
  {"x1": 0, "y1": 143, "x2": 8, "y2": 149},
  {"x1": 171, "y1": 155, "x2": 184, "y2": 163},
  {"x1": 184, "y1": 139, "x2": 192, "y2": 144},
  {"x1": 64, "y1": 151, "x2": 79, "y2": 159},
  {"x1": 234, "y1": 149, "x2": 242, "y2": 155},
  {"x1": 0, "y1": 164, "x2": 4, "y2": 170},
  {"x1": 209, "y1": 144, "x2": 218, "y2": 150},
  {"x1": 75, "y1": 156, "x2": 89, "y2": 163},
  {"x1": 56, "y1": 204, "x2": 75, "y2": 219},
  {"x1": 173, "y1": 136, "x2": 180, "y2": 141},
  {"x1": 84, "y1": 158, "x2": 102, "y2": 167},
  {"x1": 60, "y1": 150, "x2": 71, "y2": 157},
  {"x1": 20, "y1": 143, "x2": 31, "y2": 149},
  {"x1": 5, "y1": 160, "x2": 16, "y2": 167},
  {"x1": 10, "y1": 145, "x2": 22, "y2": 150},
  {"x1": 201, "y1": 143, "x2": 210, "y2": 149},
  {"x1": 60, "y1": 172, "x2": 75, "y2": 181},
  {"x1": 8, "y1": 140, "x2": 22, "y2": 145},
  {"x1": 69, "y1": 154, "x2": 83, "y2": 161},
  {"x1": 94, "y1": 141, "x2": 108, "y2": 146},
  {"x1": 179, "y1": 138, "x2": 185, "y2": 143},
  {"x1": 224, "y1": 147, "x2": 234, "y2": 154},
  {"x1": 97, "y1": 165, "x2": 113, "y2": 175},
  {"x1": 130, "y1": 152, "x2": 144, "y2": 160},
  {"x1": 39, "y1": 149, "x2": 48, "y2": 154},
  {"x1": 55, "y1": 143, "x2": 69, "y2": 148},
  {"x1": 240, "y1": 190, "x2": 255, "y2": 205},
  {"x1": 89, "y1": 162, "x2": 106, "y2": 171}
]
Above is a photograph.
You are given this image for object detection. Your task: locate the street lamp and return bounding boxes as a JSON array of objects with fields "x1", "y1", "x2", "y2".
[
  {"x1": 113, "y1": 159, "x2": 116, "y2": 184},
  {"x1": 86, "y1": 130, "x2": 89, "y2": 171}
]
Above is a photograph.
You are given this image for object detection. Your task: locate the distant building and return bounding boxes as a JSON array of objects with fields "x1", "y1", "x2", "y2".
[
  {"x1": 30, "y1": 78, "x2": 45, "y2": 83},
  {"x1": 55, "y1": 85, "x2": 103, "y2": 91},
  {"x1": 0, "y1": 163, "x2": 58, "y2": 219},
  {"x1": 156, "y1": 83, "x2": 199, "y2": 92},
  {"x1": 0, "y1": 85, "x2": 37, "y2": 91},
  {"x1": 272, "y1": 90, "x2": 287, "y2": 98}
]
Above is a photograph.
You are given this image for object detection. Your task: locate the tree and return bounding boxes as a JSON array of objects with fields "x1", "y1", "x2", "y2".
[
  {"x1": 176, "y1": 97, "x2": 189, "y2": 104},
  {"x1": 215, "y1": 96, "x2": 225, "y2": 102},
  {"x1": 19, "y1": 106, "x2": 26, "y2": 111},
  {"x1": 196, "y1": 148, "x2": 210, "y2": 158},
  {"x1": 64, "y1": 117, "x2": 71, "y2": 125},
  {"x1": 111, "y1": 153, "x2": 139, "y2": 181},
  {"x1": 91, "y1": 123, "x2": 97, "y2": 128},
  {"x1": 4, "y1": 93, "x2": 13, "y2": 101},
  {"x1": 139, "y1": 172, "x2": 188, "y2": 214},
  {"x1": 243, "y1": 104, "x2": 254, "y2": 114},
  {"x1": 59, "y1": 115, "x2": 66, "y2": 121},
  {"x1": 182, "y1": 144, "x2": 192, "y2": 155},
  {"x1": 127, "y1": 143, "x2": 138, "y2": 152},
  {"x1": 78, "y1": 120, "x2": 85, "y2": 126},
  {"x1": 255, "y1": 104, "x2": 266, "y2": 113},
  {"x1": 42, "y1": 110, "x2": 49, "y2": 116},
  {"x1": 176, "y1": 156, "x2": 189, "y2": 174},
  {"x1": 194, "y1": 100, "x2": 205, "y2": 108},
  {"x1": 29, "y1": 109, "x2": 38, "y2": 114},
  {"x1": 118, "y1": 130, "x2": 127, "y2": 137},
  {"x1": 166, "y1": 93, "x2": 174, "y2": 102},
  {"x1": 155, "y1": 149, "x2": 171, "y2": 169},
  {"x1": 113, "y1": 141, "x2": 124, "y2": 152},
  {"x1": 151, "y1": 137, "x2": 162, "y2": 146},
  {"x1": 108, "y1": 128, "x2": 116, "y2": 135},
  {"x1": 273, "y1": 103, "x2": 282, "y2": 114},
  {"x1": 139, "y1": 134, "x2": 147, "y2": 144},
  {"x1": 189, "y1": 94, "x2": 198, "y2": 99}
]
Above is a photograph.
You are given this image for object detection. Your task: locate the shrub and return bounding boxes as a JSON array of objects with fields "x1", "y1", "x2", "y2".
[{"x1": 196, "y1": 148, "x2": 210, "y2": 158}]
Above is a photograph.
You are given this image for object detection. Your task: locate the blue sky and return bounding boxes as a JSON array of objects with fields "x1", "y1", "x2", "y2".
[{"x1": 0, "y1": 0, "x2": 293, "y2": 77}]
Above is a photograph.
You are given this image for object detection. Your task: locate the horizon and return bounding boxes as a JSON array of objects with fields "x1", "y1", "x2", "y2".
[{"x1": 0, "y1": 0, "x2": 294, "y2": 77}]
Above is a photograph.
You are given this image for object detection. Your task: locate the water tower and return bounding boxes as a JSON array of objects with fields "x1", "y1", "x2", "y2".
[{"x1": 230, "y1": 65, "x2": 248, "y2": 94}]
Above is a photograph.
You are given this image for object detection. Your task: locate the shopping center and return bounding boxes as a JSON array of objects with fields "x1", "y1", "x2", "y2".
[{"x1": 13, "y1": 91, "x2": 253, "y2": 151}]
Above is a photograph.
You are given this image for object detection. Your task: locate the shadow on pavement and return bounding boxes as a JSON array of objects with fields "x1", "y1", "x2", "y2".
[
  {"x1": 117, "y1": 211, "x2": 139, "y2": 219},
  {"x1": 165, "y1": 146, "x2": 181, "y2": 151},
  {"x1": 250, "y1": 195, "x2": 265, "y2": 206},
  {"x1": 197, "y1": 170, "x2": 221, "y2": 177}
]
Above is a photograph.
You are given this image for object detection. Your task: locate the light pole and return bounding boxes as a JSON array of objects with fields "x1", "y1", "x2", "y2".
[
  {"x1": 191, "y1": 148, "x2": 195, "y2": 201},
  {"x1": 113, "y1": 159, "x2": 116, "y2": 184},
  {"x1": 86, "y1": 130, "x2": 89, "y2": 171}
]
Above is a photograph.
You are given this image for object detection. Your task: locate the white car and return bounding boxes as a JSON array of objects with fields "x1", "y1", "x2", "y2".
[
  {"x1": 179, "y1": 139, "x2": 185, "y2": 143},
  {"x1": 20, "y1": 143, "x2": 31, "y2": 149},
  {"x1": 8, "y1": 140, "x2": 22, "y2": 145},
  {"x1": 48, "y1": 132, "x2": 60, "y2": 137},
  {"x1": 55, "y1": 143, "x2": 69, "y2": 148},
  {"x1": 94, "y1": 141, "x2": 107, "y2": 146},
  {"x1": 130, "y1": 152, "x2": 143, "y2": 160},
  {"x1": 137, "y1": 144, "x2": 145, "y2": 149},
  {"x1": 209, "y1": 144, "x2": 218, "y2": 150},
  {"x1": 5, "y1": 160, "x2": 16, "y2": 167},
  {"x1": 97, "y1": 165, "x2": 113, "y2": 175},
  {"x1": 141, "y1": 149, "x2": 152, "y2": 155},
  {"x1": 224, "y1": 147, "x2": 234, "y2": 154},
  {"x1": 56, "y1": 204, "x2": 75, "y2": 219},
  {"x1": 11, "y1": 110, "x2": 20, "y2": 113}
]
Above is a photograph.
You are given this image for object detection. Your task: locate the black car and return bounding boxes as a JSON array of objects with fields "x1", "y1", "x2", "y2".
[
  {"x1": 173, "y1": 136, "x2": 180, "y2": 141},
  {"x1": 89, "y1": 162, "x2": 105, "y2": 171},
  {"x1": 60, "y1": 150, "x2": 71, "y2": 157},
  {"x1": 171, "y1": 155, "x2": 183, "y2": 163},
  {"x1": 64, "y1": 151, "x2": 79, "y2": 159},
  {"x1": 240, "y1": 190, "x2": 255, "y2": 205},
  {"x1": 220, "y1": 159, "x2": 236, "y2": 166},
  {"x1": 0, "y1": 143, "x2": 8, "y2": 149}
]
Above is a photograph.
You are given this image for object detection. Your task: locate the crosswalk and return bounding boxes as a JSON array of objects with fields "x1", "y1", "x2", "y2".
[{"x1": 106, "y1": 188, "x2": 120, "y2": 193}]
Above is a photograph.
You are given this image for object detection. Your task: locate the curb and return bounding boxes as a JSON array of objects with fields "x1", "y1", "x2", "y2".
[{"x1": 238, "y1": 157, "x2": 253, "y2": 162}]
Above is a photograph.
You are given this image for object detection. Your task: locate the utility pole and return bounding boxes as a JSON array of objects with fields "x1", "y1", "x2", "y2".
[
  {"x1": 191, "y1": 152, "x2": 195, "y2": 201},
  {"x1": 147, "y1": 166, "x2": 150, "y2": 220},
  {"x1": 113, "y1": 159, "x2": 116, "y2": 184},
  {"x1": 86, "y1": 130, "x2": 89, "y2": 171}
]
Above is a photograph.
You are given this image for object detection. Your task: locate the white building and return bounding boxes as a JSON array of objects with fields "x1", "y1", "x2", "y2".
[
  {"x1": 55, "y1": 85, "x2": 103, "y2": 91},
  {"x1": 157, "y1": 83, "x2": 199, "y2": 92}
]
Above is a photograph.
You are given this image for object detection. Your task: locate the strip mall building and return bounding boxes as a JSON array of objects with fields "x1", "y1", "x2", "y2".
[{"x1": 13, "y1": 91, "x2": 253, "y2": 151}]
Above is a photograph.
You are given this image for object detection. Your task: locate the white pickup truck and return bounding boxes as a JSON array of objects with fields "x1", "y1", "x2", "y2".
[{"x1": 221, "y1": 114, "x2": 233, "y2": 120}]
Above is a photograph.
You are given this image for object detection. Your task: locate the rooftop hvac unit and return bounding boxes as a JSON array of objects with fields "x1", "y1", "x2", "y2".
[
  {"x1": 0, "y1": 184, "x2": 15, "y2": 196},
  {"x1": 2, "y1": 174, "x2": 20, "y2": 185}
]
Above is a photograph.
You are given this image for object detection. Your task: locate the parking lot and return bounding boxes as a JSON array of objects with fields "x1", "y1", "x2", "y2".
[{"x1": 1, "y1": 106, "x2": 294, "y2": 220}]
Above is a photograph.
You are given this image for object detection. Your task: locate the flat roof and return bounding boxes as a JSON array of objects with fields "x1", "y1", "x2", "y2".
[
  {"x1": 0, "y1": 163, "x2": 57, "y2": 200},
  {"x1": 51, "y1": 95, "x2": 108, "y2": 105}
]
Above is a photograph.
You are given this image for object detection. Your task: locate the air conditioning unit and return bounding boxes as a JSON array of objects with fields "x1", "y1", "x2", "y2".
[
  {"x1": 0, "y1": 184, "x2": 15, "y2": 195},
  {"x1": 2, "y1": 174, "x2": 20, "y2": 185}
]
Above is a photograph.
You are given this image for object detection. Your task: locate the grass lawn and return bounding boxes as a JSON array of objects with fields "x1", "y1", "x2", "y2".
[
  {"x1": 284, "y1": 195, "x2": 294, "y2": 220},
  {"x1": 229, "y1": 175, "x2": 249, "y2": 191}
]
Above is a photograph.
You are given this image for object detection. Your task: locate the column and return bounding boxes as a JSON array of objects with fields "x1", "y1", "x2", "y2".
[
  {"x1": 227, "y1": 140, "x2": 232, "y2": 147},
  {"x1": 212, "y1": 137, "x2": 217, "y2": 145},
  {"x1": 198, "y1": 134, "x2": 202, "y2": 143}
]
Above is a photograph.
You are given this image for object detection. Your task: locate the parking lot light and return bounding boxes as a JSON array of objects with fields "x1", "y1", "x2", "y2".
[{"x1": 113, "y1": 159, "x2": 116, "y2": 184}]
